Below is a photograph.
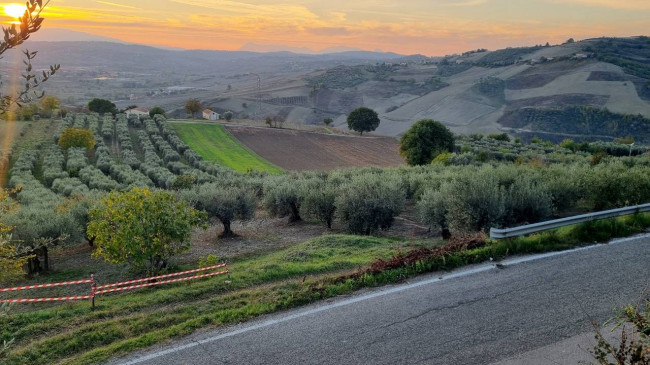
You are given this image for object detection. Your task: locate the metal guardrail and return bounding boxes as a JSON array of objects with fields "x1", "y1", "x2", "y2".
[{"x1": 490, "y1": 203, "x2": 650, "y2": 239}]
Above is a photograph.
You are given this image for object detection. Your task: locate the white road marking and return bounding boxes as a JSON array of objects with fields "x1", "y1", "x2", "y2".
[{"x1": 118, "y1": 233, "x2": 650, "y2": 365}]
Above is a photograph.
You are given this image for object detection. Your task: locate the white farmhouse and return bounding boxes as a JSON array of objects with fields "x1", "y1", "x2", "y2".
[
  {"x1": 203, "y1": 109, "x2": 220, "y2": 121},
  {"x1": 125, "y1": 107, "x2": 150, "y2": 117}
]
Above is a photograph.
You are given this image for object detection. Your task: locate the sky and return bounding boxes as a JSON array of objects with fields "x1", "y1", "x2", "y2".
[{"x1": 1, "y1": 0, "x2": 649, "y2": 55}]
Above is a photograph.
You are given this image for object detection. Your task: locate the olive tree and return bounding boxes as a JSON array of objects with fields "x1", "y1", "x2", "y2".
[
  {"x1": 347, "y1": 107, "x2": 380, "y2": 135},
  {"x1": 264, "y1": 178, "x2": 302, "y2": 223},
  {"x1": 5, "y1": 204, "x2": 83, "y2": 273},
  {"x1": 336, "y1": 175, "x2": 405, "y2": 235},
  {"x1": 505, "y1": 177, "x2": 553, "y2": 226},
  {"x1": 441, "y1": 176, "x2": 506, "y2": 233},
  {"x1": 399, "y1": 119, "x2": 455, "y2": 166},
  {"x1": 183, "y1": 184, "x2": 256, "y2": 238},
  {"x1": 416, "y1": 189, "x2": 451, "y2": 239},
  {"x1": 87, "y1": 188, "x2": 206, "y2": 273},
  {"x1": 301, "y1": 183, "x2": 337, "y2": 229}
]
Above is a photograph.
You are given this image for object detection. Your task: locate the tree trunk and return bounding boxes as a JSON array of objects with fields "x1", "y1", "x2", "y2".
[
  {"x1": 28, "y1": 255, "x2": 41, "y2": 274},
  {"x1": 326, "y1": 217, "x2": 332, "y2": 229},
  {"x1": 42, "y1": 246, "x2": 49, "y2": 272},
  {"x1": 219, "y1": 220, "x2": 235, "y2": 238},
  {"x1": 289, "y1": 203, "x2": 301, "y2": 223},
  {"x1": 441, "y1": 227, "x2": 451, "y2": 240}
]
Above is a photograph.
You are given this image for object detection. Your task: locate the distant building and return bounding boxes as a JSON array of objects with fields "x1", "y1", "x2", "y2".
[
  {"x1": 203, "y1": 109, "x2": 220, "y2": 121},
  {"x1": 125, "y1": 107, "x2": 149, "y2": 117}
]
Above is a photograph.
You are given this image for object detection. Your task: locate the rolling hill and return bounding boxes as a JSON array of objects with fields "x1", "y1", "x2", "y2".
[
  {"x1": 202, "y1": 37, "x2": 650, "y2": 142},
  {"x1": 3, "y1": 36, "x2": 650, "y2": 142}
]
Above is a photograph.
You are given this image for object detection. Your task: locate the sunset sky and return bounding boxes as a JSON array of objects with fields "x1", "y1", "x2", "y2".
[{"x1": 2, "y1": 0, "x2": 649, "y2": 55}]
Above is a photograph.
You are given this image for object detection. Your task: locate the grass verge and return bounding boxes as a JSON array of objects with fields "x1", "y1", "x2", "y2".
[
  {"x1": 1, "y1": 214, "x2": 649, "y2": 364},
  {"x1": 170, "y1": 122, "x2": 283, "y2": 174}
]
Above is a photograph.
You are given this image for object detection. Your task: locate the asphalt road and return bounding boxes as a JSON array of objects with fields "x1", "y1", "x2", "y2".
[{"x1": 111, "y1": 235, "x2": 650, "y2": 365}]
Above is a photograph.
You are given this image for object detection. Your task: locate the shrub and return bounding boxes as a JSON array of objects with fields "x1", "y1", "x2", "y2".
[
  {"x1": 57, "y1": 128, "x2": 96, "y2": 150},
  {"x1": 87, "y1": 188, "x2": 206, "y2": 273},
  {"x1": 431, "y1": 152, "x2": 453, "y2": 166},
  {"x1": 591, "y1": 294, "x2": 650, "y2": 364},
  {"x1": 560, "y1": 139, "x2": 577, "y2": 152},
  {"x1": 487, "y1": 133, "x2": 510, "y2": 142}
]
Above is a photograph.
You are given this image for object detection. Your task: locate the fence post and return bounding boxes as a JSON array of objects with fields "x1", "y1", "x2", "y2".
[{"x1": 90, "y1": 274, "x2": 96, "y2": 309}]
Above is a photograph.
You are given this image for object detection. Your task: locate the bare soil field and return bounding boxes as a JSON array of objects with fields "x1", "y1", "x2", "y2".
[{"x1": 226, "y1": 125, "x2": 405, "y2": 171}]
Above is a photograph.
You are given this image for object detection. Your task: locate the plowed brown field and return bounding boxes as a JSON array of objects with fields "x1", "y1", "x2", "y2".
[{"x1": 226, "y1": 126, "x2": 405, "y2": 171}]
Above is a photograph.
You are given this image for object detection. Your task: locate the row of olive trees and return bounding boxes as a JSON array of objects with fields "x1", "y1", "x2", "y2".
[
  {"x1": 176, "y1": 157, "x2": 650, "y2": 239},
  {"x1": 262, "y1": 173, "x2": 406, "y2": 234},
  {"x1": 175, "y1": 172, "x2": 408, "y2": 236},
  {"x1": 416, "y1": 161, "x2": 650, "y2": 235}
]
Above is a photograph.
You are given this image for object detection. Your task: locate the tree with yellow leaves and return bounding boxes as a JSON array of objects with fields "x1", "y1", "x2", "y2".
[
  {"x1": 0, "y1": 188, "x2": 30, "y2": 284},
  {"x1": 87, "y1": 188, "x2": 206, "y2": 273}
]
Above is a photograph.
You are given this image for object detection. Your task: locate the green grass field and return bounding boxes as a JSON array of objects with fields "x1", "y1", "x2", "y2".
[
  {"x1": 1, "y1": 235, "x2": 430, "y2": 364},
  {"x1": 4, "y1": 214, "x2": 650, "y2": 364},
  {"x1": 170, "y1": 122, "x2": 283, "y2": 174}
]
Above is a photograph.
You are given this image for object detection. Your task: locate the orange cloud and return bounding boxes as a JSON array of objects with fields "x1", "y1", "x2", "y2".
[
  {"x1": 556, "y1": 0, "x2": 650, "y2": 10},
  {"x1": 1, "y1": 0, "x2": 643, "y2": 56}
]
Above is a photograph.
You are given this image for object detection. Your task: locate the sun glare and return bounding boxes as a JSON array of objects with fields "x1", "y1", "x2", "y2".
[{"x1": 3, "y1": 3, "x2": 25, "y2": 19}]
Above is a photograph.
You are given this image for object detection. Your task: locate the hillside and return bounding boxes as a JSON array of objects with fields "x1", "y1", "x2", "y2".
[
  {"x1": 199, "y1": 37, "x2": 650, "y2": 142},
  {"x1": 2, "y1": 37, "x2": 649, "y2": 142}
]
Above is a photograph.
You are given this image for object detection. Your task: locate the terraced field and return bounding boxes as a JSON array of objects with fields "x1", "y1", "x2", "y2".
[{"x1": 170, "y1": 122, "x2": 283, "y2": 174}]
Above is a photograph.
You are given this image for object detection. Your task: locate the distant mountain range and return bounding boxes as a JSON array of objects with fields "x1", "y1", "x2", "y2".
[
  {"x1": 27, "y1": 28, "x2": 395, "y2": 55},
  {"x1": 27, "y1": 28, "x2": 126, "y2": 43},
  {"x1": 16, "y1": 41, "x2": 403, "y2": 75},
  {"x1": 238, "y1": 43, "x2": 379, "y2": 54}
]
